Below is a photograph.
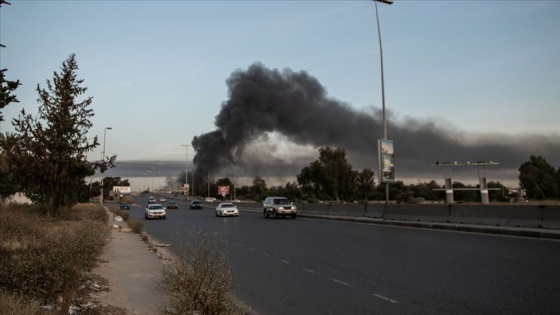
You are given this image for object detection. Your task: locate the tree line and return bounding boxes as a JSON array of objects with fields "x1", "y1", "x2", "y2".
[{"x1": 175, "y1": 148, "x2": 559, "y2": 203}]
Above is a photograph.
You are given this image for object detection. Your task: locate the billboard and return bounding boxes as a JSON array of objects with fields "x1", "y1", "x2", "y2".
[
  {"x1": 218, "y1": 186, "x2": 230, "y2": 196},
  {"x1": 113, "y1": 186, "x2": 131, "y2": 196},
  {"x1": 378, "y1": 139, "x2": 395, "y2": 183}
]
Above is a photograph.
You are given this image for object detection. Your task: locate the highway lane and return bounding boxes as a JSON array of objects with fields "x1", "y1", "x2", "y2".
[{"x1": 127, "y1": 195, "x2": 560, "y2": 314}]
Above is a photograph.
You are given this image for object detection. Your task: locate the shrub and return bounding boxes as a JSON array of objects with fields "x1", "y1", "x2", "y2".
[
  {"x1": 161, "y1": 229, "x2": 248, "y2": 315},
  {"x1": 0, "y1": 292, "x2": 56, "y2": 315},
  {"x1": 127, "y1": 217, "x2": 144, "y2": 234},
  {"x1": 0, "y1": 204, "x2": 107, "y2": 304}
]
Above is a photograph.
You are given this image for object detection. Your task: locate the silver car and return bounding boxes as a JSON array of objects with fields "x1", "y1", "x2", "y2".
[
  {"x1": 145, "y1": 204, "x2": 167, "y2": 219},
  {"x1": 215, "y1": 203, "x2": 239, "y2": 217},
  {"x1": 263, "y1": 196, "x2": 297, "y2": 219}
]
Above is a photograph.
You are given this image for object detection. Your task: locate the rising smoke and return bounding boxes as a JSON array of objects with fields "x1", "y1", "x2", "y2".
[{"x1": 192, "y1": 63, "x2": 560, "y2": 185}]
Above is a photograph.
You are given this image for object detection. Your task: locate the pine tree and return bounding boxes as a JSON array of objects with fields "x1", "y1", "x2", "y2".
[{"x1": 2, "y1": 54, "x2": 115, "y2": 214}]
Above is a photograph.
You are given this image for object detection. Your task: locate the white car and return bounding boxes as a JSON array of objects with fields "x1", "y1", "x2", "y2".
[
  {"x1": 145, "y1": 204, "x2": 166, "y2": 219},
  {"x1": 159, "y1": 197, "x2": 166, "y2": 202},
  {"x1": 215, "y1": 203, "x2": 239, "y2": 217}
]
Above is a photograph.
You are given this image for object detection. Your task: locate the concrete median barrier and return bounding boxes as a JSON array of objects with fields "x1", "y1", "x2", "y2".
[
  {"x1": 383, "y1": 205, "x2": 449, "y2": 223},
  {"x1": 448, "y1": 205, "x2": 543, "y2": 228}
]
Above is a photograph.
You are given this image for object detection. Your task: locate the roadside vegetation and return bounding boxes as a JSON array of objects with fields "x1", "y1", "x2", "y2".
[
  {"x1": 177, "y1": 150, "x2": 560, "y2": 204},
  {"x1": 0, "y1": 203, "x2": 107, "y2": 314},
  {"x1": 161, "y1": 229, "x2": 249, "y2": 315}
]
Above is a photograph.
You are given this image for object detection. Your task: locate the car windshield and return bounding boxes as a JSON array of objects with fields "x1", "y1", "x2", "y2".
[
  {"x1": 192, "y1": 201, "x2": 200, "y2": 204},
  {"x1": 149, "y1": 205, "x2": 163, "y2": 210},
  {"x1": 121, "y1": 202, "x2": 128, "y2": 205},
  {"x1": 273, "y1": 198, "x2": 290, "y2": 205},
  {"x1": 221, "y1": 203, "x2": 235, "y2": 208}
]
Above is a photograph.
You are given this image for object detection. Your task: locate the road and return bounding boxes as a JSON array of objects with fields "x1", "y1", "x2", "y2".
[{"x1": 127, "y1": 195, "x2": 560, "y2": 315}]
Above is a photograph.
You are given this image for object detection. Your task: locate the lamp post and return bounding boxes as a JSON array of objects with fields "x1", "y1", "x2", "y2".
[
  {"x1": 181, "y1": 144, "x2": 191, "y2": 196},
  {"x1": 233, "y1": 165, "x2": 236, "y2": 201},
  {"x1": 100, "y1": 127, "x2": 112, "y2": 206},
  {"x1": 156, "y1": 162, "x2": 163, "y2": 193},
  {"x1": 373, "y1": 0, "x2": 392, "y2": 204}
]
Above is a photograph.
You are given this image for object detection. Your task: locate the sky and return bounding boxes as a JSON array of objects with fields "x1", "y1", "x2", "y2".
[{"x1": 1, "y1": 0, "x2": 559, "y2": 191}]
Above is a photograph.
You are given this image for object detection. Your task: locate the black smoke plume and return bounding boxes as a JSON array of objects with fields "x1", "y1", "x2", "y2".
[{"x1": 192, "y1": 63, "x2": 560, "y2": 185}]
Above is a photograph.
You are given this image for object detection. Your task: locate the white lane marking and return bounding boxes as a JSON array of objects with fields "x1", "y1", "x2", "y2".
[
  {"x1": 248, "y1": 247, "x2": 256, "y2": 251},
  {"x1": 236, "y1": 243, "x2": 243, "y2": 247},
  {"x1": 262, "y1": 253, "x2": 271, "y2": 257},
  {"x1": 333, "y1": 279, "x2": 349, "y2": 286},
  {"x1": 280, "y1": 259, "x2": 291, "y2": 264},
  {"x1": 373, "y1": 293, "x2": 398, "y2": 303},
  {"x1": 303, "y1": 268, "x2": 315, "y2": 274}
]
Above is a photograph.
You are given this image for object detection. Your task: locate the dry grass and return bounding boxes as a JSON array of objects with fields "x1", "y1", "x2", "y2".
[
  {"x1": 127, "y1": 217, "x2": 144, "y2": 234},
  {"x1": 0, "y1": 292, "x2": 56, "y2": 315},
  {"x1": 0, "y1": 203, "x2": 108, "y2": 312},
  {"x1": 161, "y1": 229, "x2": 249, "y2": 315}
]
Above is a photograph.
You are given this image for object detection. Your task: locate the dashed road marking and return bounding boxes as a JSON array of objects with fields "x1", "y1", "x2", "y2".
[
  {"x1": 333, "y1": 279, "x2": 349, "y2": 286},
  {"x1": 280, "y1": 259, "x2": 291, "y2": 264},
  {"x1": 262, "y1": 253, "x2": 271, "y2": 257},
  {"x1": 373, "y1": 293, "x2": 398, "y2": 303},
  {"x1": 248, "y1": 247, "x2": 256, "y2": 251},
  {"x1": 303, "y1": 268, "x2": 315, "y2": 274}
]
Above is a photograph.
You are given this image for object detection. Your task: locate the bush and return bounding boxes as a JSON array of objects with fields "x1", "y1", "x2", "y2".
[
  {"x1": 161, "y1": 229, "x2": 248, "y2": 315},
  {"x1": 127, "y1": 217, "x2": 144, "y2": 234},
  {"x1": 0, "y1": 292, "x2": 56, "y2": 315},
  {"x1": 0, "y1": 204, "x2": 107, "y2": 304}
]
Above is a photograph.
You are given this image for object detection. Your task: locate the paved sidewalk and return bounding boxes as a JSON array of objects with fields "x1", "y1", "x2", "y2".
[{"x1": 91, "y1": 208, "x2": 170, "y2": 315}]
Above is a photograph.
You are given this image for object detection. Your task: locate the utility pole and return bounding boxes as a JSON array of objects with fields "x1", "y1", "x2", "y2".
[
  {"x1": 180, "y1": 144, "x2": 191, "y2": 196},
  {"x1": 100, "y1": 127, "x2": 112, "y2": 206}
]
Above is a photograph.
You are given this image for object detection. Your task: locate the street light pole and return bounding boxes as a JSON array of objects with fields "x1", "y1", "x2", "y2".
[
  {"x1": 156, "y1": 162, "x2": 163, "y2": 193},
  {"x1": 373, "y1": 0, "x2": 392, "y2": 204},
  {"x1": 181, "y1": 144, "x2": 190, "y2": 196},
  {"x1": 100, "y1": 127, "x2": 112, "y2": 206}
]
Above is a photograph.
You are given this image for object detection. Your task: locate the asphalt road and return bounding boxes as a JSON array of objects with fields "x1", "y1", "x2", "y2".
[{"x1": 127, "y1": 195, "x2": 560, "y2": 315}]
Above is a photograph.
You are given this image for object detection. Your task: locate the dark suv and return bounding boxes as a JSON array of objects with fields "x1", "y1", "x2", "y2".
[
  {"x1": 263, "y1": 196, "x2": 297, "y2": 219},
  {"x1": 189, "y1": 200, "x2": 202, "y2": 209}
]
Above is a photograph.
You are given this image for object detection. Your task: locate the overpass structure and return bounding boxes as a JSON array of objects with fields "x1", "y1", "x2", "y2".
[{"x1": 431, "y1": 161, "x2": 500, "y2": 204}]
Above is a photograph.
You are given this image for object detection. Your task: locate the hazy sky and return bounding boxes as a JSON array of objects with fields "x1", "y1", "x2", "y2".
[{"x1": 2, "y1": 0, "x2": 559, "y2": 189}]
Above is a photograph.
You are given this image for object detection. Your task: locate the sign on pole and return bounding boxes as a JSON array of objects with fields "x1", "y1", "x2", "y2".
[
  {"x1": 378, "y1": 139, "x2": 395, "y2": 183},
  {"x1": 218, "y1": 186, "x2": 230, "y2": 196}
]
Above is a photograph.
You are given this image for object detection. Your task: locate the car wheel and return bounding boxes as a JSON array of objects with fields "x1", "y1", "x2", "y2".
[
  {"x1": 292, "y1": 214, "x2": 297, "y2": 219},
  {"x1": 215, "y1": 211, "x2": 219, "y2": 217},
  {"x1": 273, "y1": 210, "x2": 278, "y2": 219},
  {"x1": 163, "y1": 216, "x2": 166, "y2": 219},
  {"x1": 264, "y1": 210, "x2": 269, "y2": 218}
]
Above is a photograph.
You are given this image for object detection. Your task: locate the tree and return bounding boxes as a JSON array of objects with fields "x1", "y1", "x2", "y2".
[
  {"x1": 297, "y1": 147, "x2": 357, "y2": 202},
  {"x1": 101, "y1": 177, "x2": 130, "y2": 200},
  {"x1": 0, "y1": 0, "x2": 21, "y2": 122},
  {"x1": 0, "y1": 54, "x2": 115, "y2": 215},
  {"x1": 251, "y1": 176, "x2": 267, "y2": 201},
  {"x1": 0, "y1": 68, "x2": 20, "y2": 122},
  {"x1": 357, "y1": 168, "x2": 375, "y2": 201},
  {"x1": 518, "y1": 155, "x2": 559, "y2": 200},
  {"x1": 0, "y1": 1, "x2": 22, "y2": 198}
]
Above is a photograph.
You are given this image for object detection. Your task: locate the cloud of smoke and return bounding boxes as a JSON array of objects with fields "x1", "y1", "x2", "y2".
[{"x1": 192, "y1": 63, "x2": 560, "y2": 185}]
